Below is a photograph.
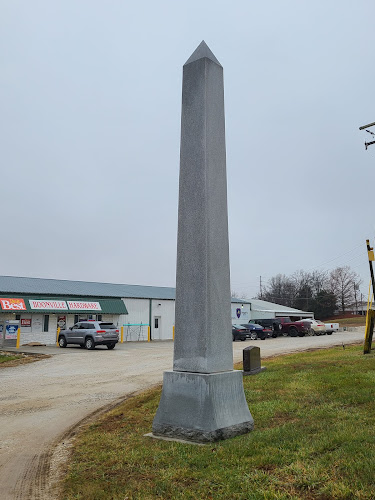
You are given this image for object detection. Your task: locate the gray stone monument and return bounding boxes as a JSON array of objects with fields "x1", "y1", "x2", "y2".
[
  {"x1": 152, "y1": 41, "x2": 254, "y2": 443},
  {"x1": 243, "y1": 346, "x2": 267, "y2": 376}
]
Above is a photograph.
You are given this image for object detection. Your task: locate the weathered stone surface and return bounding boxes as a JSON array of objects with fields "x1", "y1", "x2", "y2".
[
  {"x1": 173, "y1": 41, "x2": 232, "y2": 374},
  {"x1": 152, "y1": 370, "x2": 254, "y2": 442}
]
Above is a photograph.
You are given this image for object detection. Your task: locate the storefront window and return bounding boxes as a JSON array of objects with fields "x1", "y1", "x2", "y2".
[{"x1": 43, "y1": 315, "x2": 49, "y2": 332}]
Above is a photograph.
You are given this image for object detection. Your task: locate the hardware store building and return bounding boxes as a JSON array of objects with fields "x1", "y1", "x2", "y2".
[{"x1": 0, "y1": 276, "x2": 312, "y2": 347}]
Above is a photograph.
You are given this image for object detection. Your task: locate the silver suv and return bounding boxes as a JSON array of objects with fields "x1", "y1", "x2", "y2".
[{"x1": 58, "y1": 321, "x2": 119, "y2": 350}]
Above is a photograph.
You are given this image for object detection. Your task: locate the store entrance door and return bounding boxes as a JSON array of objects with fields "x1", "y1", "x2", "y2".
[{"x1": 153, "y1": 316, "x2": 162, "y2": 340}]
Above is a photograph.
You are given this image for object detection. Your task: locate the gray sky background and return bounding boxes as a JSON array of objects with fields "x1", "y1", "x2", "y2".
[{"x1": 1, "y1": 1, "x2": 375, "y2": 300}]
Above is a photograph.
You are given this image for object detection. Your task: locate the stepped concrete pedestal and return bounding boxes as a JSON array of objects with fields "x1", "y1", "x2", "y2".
[{"x1": 153, "y1": 370, "x2": 253, "y2": 442}]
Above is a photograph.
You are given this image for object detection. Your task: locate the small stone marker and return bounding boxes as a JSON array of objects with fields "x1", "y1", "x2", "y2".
[
  {"x1": 152, "y1": 41, "x2": 254, "y2": 443},
  {"x1": 243, "y1": 346, "x2": 266, "y2": 376}
]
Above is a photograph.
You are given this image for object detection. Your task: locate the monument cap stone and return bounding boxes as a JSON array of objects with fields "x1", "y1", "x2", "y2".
[{"x1": 184, "y1": 40, "x2": 222, "y2": 67}]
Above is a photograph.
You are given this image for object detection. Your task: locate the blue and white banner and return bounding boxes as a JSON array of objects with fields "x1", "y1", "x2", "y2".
[{"x1": 5, "y1": 324, "x2": 18, "y2": 339}]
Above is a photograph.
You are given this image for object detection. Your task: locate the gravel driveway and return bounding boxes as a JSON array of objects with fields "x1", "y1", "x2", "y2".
[{"x1": 0, "y1": 329, "x2": 364, "y2": 499}]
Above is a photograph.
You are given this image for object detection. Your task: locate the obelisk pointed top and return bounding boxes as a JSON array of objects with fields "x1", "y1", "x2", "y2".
[{"x1": 184, "y1": 41, "x2": 222, "y2": 67}]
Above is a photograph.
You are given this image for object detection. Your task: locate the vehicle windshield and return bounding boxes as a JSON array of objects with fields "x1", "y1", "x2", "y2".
[{"x1": 99, "y1": 323, "x2": 117, "y2": 329}]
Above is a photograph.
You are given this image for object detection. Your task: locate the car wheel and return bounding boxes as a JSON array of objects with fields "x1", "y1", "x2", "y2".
[
  {"x1": 282, "y1": 330, "x2": 289, "y2": 337},
  {"x1": 250, "y1": 332, "x2": 258, "y2": 340},
  {"x1": 298, "y1": 331, "x2": 305, "y2": 337},
  {"x1": 58, "y1": 336, "x2": 67, "y2": 348},
  {"x1": 326, "y1": 332, "x2": 332, "y2": 335},
  {"x1": 315, "y1": 330, "x2": 321, "y2": 336},
  {"x1": 107, "y1": 343, "x2": 116, "y2": 350},
  {"x1": 85, "y1": 337, "x2": 95, "y2": 350},
  {"x1": 240, "y1": 337, "x2": 246, "y2": 341},
  {"x1": 289, "y1": 327, "x2": 298, "y2": 337}
]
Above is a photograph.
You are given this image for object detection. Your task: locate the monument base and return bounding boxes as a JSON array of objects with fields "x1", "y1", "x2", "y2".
[
  {"x1": 243, "y1": 366, "x2": 267, "y2": 376},
  {"x1": 152, "y1": 370, "x2": 254, "y2": 443}
]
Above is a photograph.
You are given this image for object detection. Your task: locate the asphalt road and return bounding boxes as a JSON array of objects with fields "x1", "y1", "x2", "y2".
[{"x1": 0, "y1": 329, "x2": 365, "y2": 499}]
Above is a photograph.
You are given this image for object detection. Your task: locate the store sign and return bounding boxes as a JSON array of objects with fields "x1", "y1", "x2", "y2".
[
  {"x1": 57, "y1": 316, "x2": 66, "y2": 329},
  {"x1": 29, "y1": 300, "x2": 67, "y2": 310},
  {"x1": 0, "y1": 298, "x2": 26, "y2": 311},
  {"x1": 21, "y1": 319, "x2": 32, "y2": 327},
  {"x1": 67, "y1": 301, "x2": 101, "y2": 311},
  {"x1": 5, "y1": 324, "x2": 18, "y2": 339}
]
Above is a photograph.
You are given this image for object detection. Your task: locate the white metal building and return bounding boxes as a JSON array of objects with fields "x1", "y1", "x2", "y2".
[
  {"x1": 0, "y1": 276, "x2": 313, "y2": 347},
  {"x1": 247, "y1": 299, "x2": 314, "y2": 321}
]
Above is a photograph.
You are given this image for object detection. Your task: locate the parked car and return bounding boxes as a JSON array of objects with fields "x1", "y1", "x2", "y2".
[
  {"x1": 324, "y1": 322, "x2": 339, "y2": 335},
  {"x1": 264, "y1": 317, "x2": 310, "y2": 337},
  {"x1": 251, "y1": 318, "x2": 283, "y2": 338},
  {"x1": 232, "y1": 325, "x2": 249, "y2": 341},
  {"x1": 296, "y1": 319, "x2": 326, "y2": 336},
  {"x1": 58, "y1": 321, "x2": 119, "y2": 349},
  {"x1": 240, "y1": 323, "x2": 267, "y2": 340}
]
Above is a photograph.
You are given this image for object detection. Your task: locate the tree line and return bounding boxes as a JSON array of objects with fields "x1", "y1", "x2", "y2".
[{"x1": 255, "y1": 266, "x2": 362, "y2": 319}]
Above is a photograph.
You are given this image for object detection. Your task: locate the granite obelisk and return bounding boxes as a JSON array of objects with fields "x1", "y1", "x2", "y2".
[{"x1": 152, "y1": 41, "x2": 253, "y2": 442}]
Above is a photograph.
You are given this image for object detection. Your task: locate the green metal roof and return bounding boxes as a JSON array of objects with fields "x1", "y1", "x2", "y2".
[
  {"x1": 0, "y1": 296, "x2": 128, "y2": 315},
  {"x1": 0, "y1": 276, "x2": 251, "y2": 304}
]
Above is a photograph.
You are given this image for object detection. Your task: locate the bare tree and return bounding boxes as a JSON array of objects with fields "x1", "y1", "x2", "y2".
[
  {"x1": 310, "y1": 270, "x2": 328, "y2": 295},
  {"x1": 260, "y1": 274, "x2": 297, "y2": 307},
  {"x1": 232, "y1": 290, "x2": 250, "y2": 300},
  {"x1": 290, "y1": 270, "x2": 328, "y2": 310},
  {"x1": 328, "y1": 266, "x2": 361, "y2": 313},
  {"x1": 257, "y1": 266, "x2": 360, "y2": 315}
]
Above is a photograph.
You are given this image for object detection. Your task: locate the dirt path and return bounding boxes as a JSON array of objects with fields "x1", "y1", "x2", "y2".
[{"x1": 0, "y1": 330, "x2": 364, "y2": 499}]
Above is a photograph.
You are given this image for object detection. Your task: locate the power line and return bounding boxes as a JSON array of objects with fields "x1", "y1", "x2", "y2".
[
  {"x1": 303, "y1": 243, "x2": 364, "y2": 272},
  {"x1": 233, "y1": 243, "x2": 368, "y2": 298}
]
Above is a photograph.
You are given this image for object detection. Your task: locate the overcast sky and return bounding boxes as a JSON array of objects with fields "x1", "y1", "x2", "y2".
[{"x1": 1, "y1": 1, "x2": 374, "y2": 300}]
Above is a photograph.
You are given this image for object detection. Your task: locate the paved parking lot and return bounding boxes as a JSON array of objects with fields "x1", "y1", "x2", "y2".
[{"x1": 0, "y1": 329, "x2": 364, "y2": 499}]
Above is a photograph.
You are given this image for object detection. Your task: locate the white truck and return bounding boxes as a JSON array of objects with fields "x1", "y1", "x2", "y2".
[{"x1": 324, "y1": 322, "x2": 339, "y2": 334}]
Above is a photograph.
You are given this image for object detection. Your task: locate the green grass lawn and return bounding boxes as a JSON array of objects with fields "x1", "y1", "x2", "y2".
[
  {"x1": 327, "y1": 316, "x2": 366, "y2": 327},
  {"x1": 62, "y1": 345, "x2": 375, "y2": 500},
  {"x1": 0, "y1": 353, "x2": 22, "y2": 364}
]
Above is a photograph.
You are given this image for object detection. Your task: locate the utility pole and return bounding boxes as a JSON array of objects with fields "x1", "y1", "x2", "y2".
[
  {"x1": 354, "y1": 282, "x2": 358, "y2": 314},
  {"x1": 259, "y1": 276, "x2": 262, "y2": 299},
  {"x1": 366, "y1": 240, "x2": 375, "y2": 300},
  {"x1": 359, "y1": 121, "x2": 375, "y2": 150},
  {"x1": 364, "y1": 239, "x2": 375, "y2": 353}
]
